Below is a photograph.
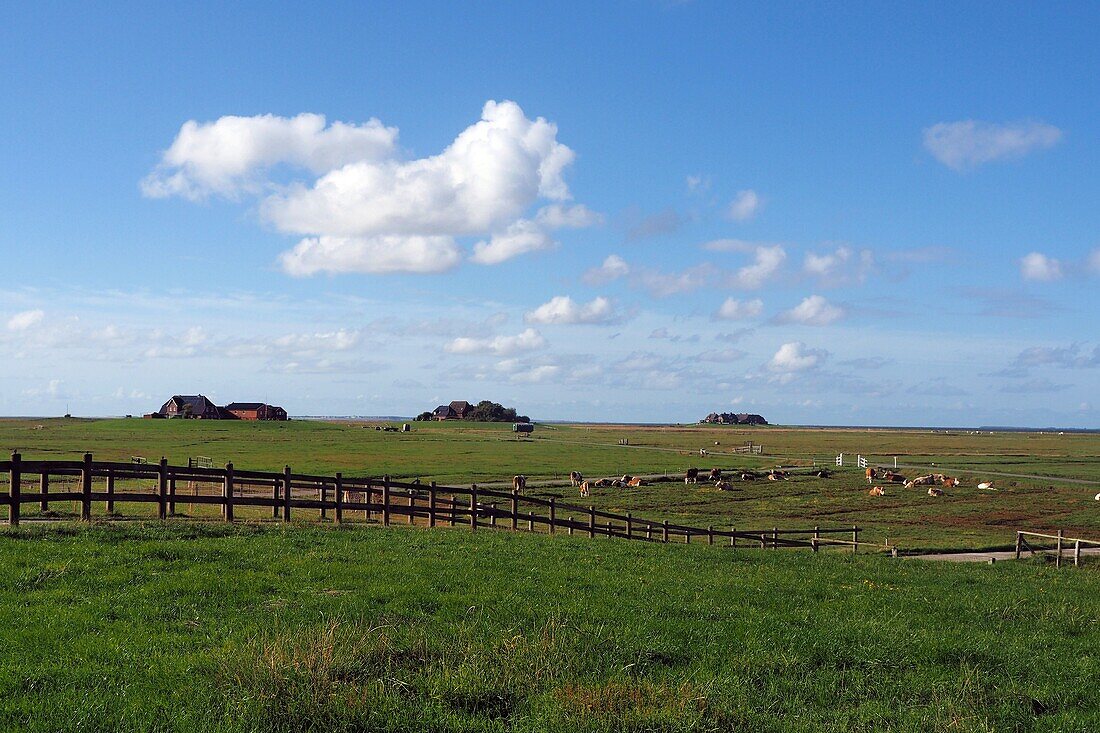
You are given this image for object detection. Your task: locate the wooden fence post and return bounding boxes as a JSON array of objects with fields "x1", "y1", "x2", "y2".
[
  {"x1": 382, "y1": 476, "x2": 391, "y2": 526},
  {"x1": 588, "y1": 506, "x2": 596, "y2": 538},
  {"x1": 685, "y1": 528, "x2": 691, "y2": 545},
  {"x1": 409, "y1": 493, "x2": 416, "y2": 526},
  {"x1": 282, "y1": 465, "x2": 292, "y2": 522},
  {"x1": 1074, "y1": 539, "x2": 1081, "y2": 567},
  {"x1": 549, "y1": 498, "x2": 556, "y2": 535},
  {"x1": 364, "y1": 480, "x2": 373, "y2": 521},
  {"x1": 469, "y1": 486, "x2": 478, "y2": 531},
  {"x1": 708, "y1": 526, "x2": 714, "y2": 546},
  {"x1": 334, "y1": 473, "x2": 343, "y2": 525},
  {"x1": 79, "y1": 453, "x2": 94, "y2": 521},
  {"x1": 568, "y1": 516, "x2": 574, "y2": 536},
  {"x1": 156, "y1": 457, "x2": 167, "y2": 520},
  {"x1": 1056, "y1": 529, "x2": 1063, "y2": 569},
  {"x1": 511, "y1": 489, "x2": 519, "y2": 531},
  {"x1": 852, "y1": 525, "x2": 859, "y2": 554},
  {"x1": 428, "y1": 482, "x2": 437, "y2": 528},
  {"x1": 646, "y1": 522, "x2": 652, "y2": 541},
  {"x1": 39, "y1": 472, "x2": 48, "y2": 513},
  {"x1": 269, "y1": 480, "x2": 278, "y2": 519},
  {"x1": 626, "y1": 512, "x2": 632, "y2": 540},
  {"x1": 168, "y1": 476, "x2": 177, "y2": 516},
  {"x1": 662, "y1": 520, "x2": 669, "y2": 543},
  {"x1": 7, "y1": 452, "x2": 19, "y2": 527},
  {"x1": 106, "y1": 469, "x2": 115, "y2": 514},
  {"x1": 730, "y1": 525, "x2": 736, "y2": 548},
  {"x1": 223, "y1": 462, "x2": 234, "y2": 522},
  {"x1": 772, "y1": 527, "x2": 778, "y2": 549},
  {"x1": 449, "y1": 492, "x2": 457, "y2": 526},
  {"x1": 1015, "y1": 531, "x2": 1022, "y2": 560},
  {"x1": 319, "y1": 480, "x2": 327, "y2": 520}
]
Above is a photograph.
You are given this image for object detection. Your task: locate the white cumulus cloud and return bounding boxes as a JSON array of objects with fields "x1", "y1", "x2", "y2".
[
  {"x1": 779, "y1": 295, "x2": 846, "y2": 326},
  {"x1": 6, "y1": 309, "x2": 44, "y2": 331},
  {"x1": 1019, "y1": 252, "x2": 1063, "y2": 282},
  {"x1": 803, "y1": 245, "x2": 874, "y2": 286},
  {"x1": 524, "y1": 296, "x2": 617, "y2": 325},
  {"x1": 727, "y1": 189, "x2": 761, "y2": 221},
  {"x1": 146, "y1": 101, "x2": 589, "y2": 274},
  {"x1": 583, "y1": 254, "x2": 630, "y2": 285},
  {"x1": 923, "y1": 119, "x2": 1062, "y2": 171},
  {"x1": 729, "y1": 244, "x2": 786, "y2": 289},
  {"x1": 445, "y1": 328, "x2": 546, "y2": 356},
  {"x1": 769, "y1": 341, "x2": 826, "y2": 372},
  {"x1": 715, "y1": 297, "x2": 763, "y2": 320}
]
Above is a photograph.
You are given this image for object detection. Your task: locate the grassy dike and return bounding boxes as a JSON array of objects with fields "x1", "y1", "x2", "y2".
[{"x1": 1, "y1": 523, "x2": 1097, "y2": 732}]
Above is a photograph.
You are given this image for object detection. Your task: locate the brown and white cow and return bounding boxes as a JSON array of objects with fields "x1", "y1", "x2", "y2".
[
  {"x1": 977, "y1": 481, "x2": 995, "y2": 490},
  {"x1": 741, "y1": 472, "x2": 757, "y2": 481},
  {"x1": 626, "y1": 477, "x2": 644, "y2": 487},
  {"x1": 685, "y1": 468, "x2": 700, "y2": 484},
  {"x1": 927, "y1": 487, "x2": 944, "y2": 497},
  {"x1": 512, "y1": 475, "x2": 527, "y2": 493},
  {"x1": 868, "y1": 486, "x2": 886, "y2": 496},
  {"x1": 905, "y1": 475, "x2": 936, "y2": 489},
  {"x1": 941, "y1": 476, "x2": 960, "y2": 488},
  {"x1": 715, "y1": 480, "x2": 733, "y2": 491},
  {"x1": 569, "y1": 471, "x2": 583, "y2": 487},
  {"x1": 866, "y1": 467, "x2": 878, "y2": 484},
  {"x1": 708, "y1": 468, "x2": 723, "y2": 482},
  {"x1": 579, "y1": 481, "x2": 591, "y2": 498},
  {"x1": 882, "y1": 471, "x2": 906, "y2": 483}
]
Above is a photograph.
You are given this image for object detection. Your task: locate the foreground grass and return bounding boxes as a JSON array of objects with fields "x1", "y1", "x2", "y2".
[{"x1": 0, "y1": 523, "x2": 1097, "y2": 732}]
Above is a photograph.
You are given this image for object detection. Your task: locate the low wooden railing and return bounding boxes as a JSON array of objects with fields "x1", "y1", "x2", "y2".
[
  {"x1": 1, "y1": 453, "x2": 882, "y2": 552},
  {"x1": 1015, "y1": 530, "x2": 1099, "y2": 568}
]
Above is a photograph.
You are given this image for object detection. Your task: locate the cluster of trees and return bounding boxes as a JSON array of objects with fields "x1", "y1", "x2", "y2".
[{"x1": 414, "y1": 400, "x2": 529, "y2": 423}]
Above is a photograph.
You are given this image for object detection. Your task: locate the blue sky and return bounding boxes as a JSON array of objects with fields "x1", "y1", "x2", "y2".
[{"x1": 1, "y1": 2, "x2": 1097, "y2": 426}]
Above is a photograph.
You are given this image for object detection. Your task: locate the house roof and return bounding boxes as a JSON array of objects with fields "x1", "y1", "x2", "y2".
[
  {"x1": 433, "y1": 405, "x2": 456, "y2": 416},
  {"x1": 449, "y1": 400, "x2": 471, "y2": 410},
  {"x1": 225, "y1": 402, "x2": 266, "y2": 410},
  {"x1": 168, "y1": 395, "x2": 218, "y2": 412}
]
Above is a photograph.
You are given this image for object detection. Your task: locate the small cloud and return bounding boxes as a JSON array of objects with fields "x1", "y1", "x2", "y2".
[
  {"x1": 714, "y1": 297, "x2": 763, "y2": 321},
  {"x1": 769, "y1": 342, "x2": 826, "y2": 372},
  {"x1": 803, "y1": 245, "x2": 874, "y2": 286},
  {"x1": 445, "y1": 328, "x2": 546, "y2": 356},
  {"x1": 582, "y1": 254, "x2": 630, "y2": 285},
  {"x1": 1019, "y1": 252, "x2": 1063, "y2": 282},
  {"x1": 726, "y1": 189, "x2": 761, "y2": 221},
  {"x1": 724, "y1": 244, "x2": 786, "y2": 289},
  {"x1": 648, "y1": 328, "x2": 699, "y2": 343},
  {"x1": 715, "y1": 328, "x2": 754, "y2": 343},
  {"x1": 1012, "y1": 343, "x2": 1100, "y2": 370},
  {"x1": 685, "y1": 174, "x2": 711, "y2": 193},
  {"x1": 999, "y1": 378, "x2": 1071, "y2": 394},
  {"x1": 777, "y1": 295, "x2": 846, "y2": 326},
  {"x1": 524, "y1": 296, "x2": 619, "y2": 325},
  {"x1": 7, "y1": 309, "x2": 44, "y2": 331},
  {"x1": 535, "y1": 203, "x2": 602, "y2": 229},
  {"x1": 923, "y1": 119, "x2": 1062, "y2": 171},
  {"x1": 471, "y1": 220, "x2": 555, "y2": 265},
  {"x1": 626, "y1": 208, "x2": 686, "y2": 240}
]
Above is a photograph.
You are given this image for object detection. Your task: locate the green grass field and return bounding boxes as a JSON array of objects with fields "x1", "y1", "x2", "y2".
[
  {"x1": 2, "y1": 418, "x2": 1097, "y2": 550},
  {"x1": 1, "y1": 523, "x2": 1097, "y2": 732}
]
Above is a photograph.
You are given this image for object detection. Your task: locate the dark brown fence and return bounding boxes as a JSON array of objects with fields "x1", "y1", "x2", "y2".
[{"x1": 1, "y1": 452, "x2": 876, "y2": 551}]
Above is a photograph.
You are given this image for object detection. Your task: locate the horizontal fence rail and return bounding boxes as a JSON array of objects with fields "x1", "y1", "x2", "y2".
[
  {"x1": 1015, "y1": 530, "x2": 1099, "y2": 568},
  {"x1": 0, "y1": 453, "x2": 887, "y2": 552}
]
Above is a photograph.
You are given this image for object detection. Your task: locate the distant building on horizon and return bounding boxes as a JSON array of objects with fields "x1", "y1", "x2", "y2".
[
  {"x1": 147, "y1": 395, "x2": 288, "y2": 420},
  {"x1": 432, "y1": 400, "x2": 473, "y2": 420},
  {"x1": 701, "y1": 412, "x2": 768, "y2": 426}
]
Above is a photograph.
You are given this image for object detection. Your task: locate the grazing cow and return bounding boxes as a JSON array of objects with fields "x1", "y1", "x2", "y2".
[
  {"x1": 927, "y1": 487, "x2": 944, "y2": 497},
  {"x1": 626, "y1": 477, "x2": 644, "y2": 487},
  {"x1": 685, "y1": 468, "x2": 699, "y2": 484},
  {"x1": 866, "y1": 467, "x2": 877, "y2": 484},
  {"x1": 977, "y1": 481, "x2": 995, "y2": 490},
  {"x1": 579, "y1": 481, "x2": 591, "y2": 498},
  {"x1": 715, "y1": 480, "x2": 733, "y2": 491},
  {"x1": 741, "y1": 472, "x2": 757, "y2": 481},
  {"x1": 708, "y1": 468, "x2": 723, "y2": 482},
  {"x1": 512, "y1": 475, "x2": 527, "y2": 493},
  {"x1": 699, "y1": 448, "x2": 708, "y2": 458},
  {"x1": 868, "y1": 486, "x2": 886, "y2": 496},
  {"x1": 569, "y1": 471, "x2": 583, "y2": 487}
]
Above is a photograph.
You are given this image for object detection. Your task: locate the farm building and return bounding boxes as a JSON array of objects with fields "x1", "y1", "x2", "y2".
[
  {"x1": 701, "y1": 412, "x2": 769, "y2": 425},
  {"x1": 224, "y1": 402, "x2": 288, "y2": 421},
  {"x1": 156, "y1": 395, "x2": 222, "y2": 420},
  {"x1": 432, "y1": 401, "x2": 473, "y2": 420}
]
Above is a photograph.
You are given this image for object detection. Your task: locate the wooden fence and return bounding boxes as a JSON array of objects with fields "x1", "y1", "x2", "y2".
[
  {"x1": 1015, "y1": 530, "x2": 1099, "y2": 568},
  {"x1": 1, "y1": 452, "x2": 875, "y2": 552}
]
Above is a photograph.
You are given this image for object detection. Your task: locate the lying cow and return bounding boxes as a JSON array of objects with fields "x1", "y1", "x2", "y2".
[
  {"x1": 977, "y1": 481, "x2": 995, "y2": 490},
  {"x1": 512, "y1": 475, "x2": 527, "y2": 493},
  {"x1": 569, "y1": 471, "x2": 583, "y2": 487},
  {"x1": 927, "y1": 487, "x2": 944, "y2": 497},
  {"x1": 595, "y1": 478, "x2": 613, "y2": 488},
  {"x1": 942, "y1": 476, "x2": 960, "y2": 488},
  {"x1": 766, "y1": 470, "x2": 789, "y2": 481},
  {"x1": 685, "y1": 468, "x2": 699, "y2": 484},
  {"x1": 579, "y1": 481, "x2": 591, "y2": 498},
  {"x1": 715, "y1": 480, "x2": 733, "y2": 491},
  {"x1": 905, "y1": 475, "x2": 936, "y2": 489},
  {"x1": 813, "y1": 469, "x2": 831, "y2": 478},
  {"x1": 868, "y1": 486, "x2": 886, "y2": 496},
  {"x1": 866, "y1": 467, "x2": 877, "y2": 484},
  {"x1": 626, "y1": 477, "x2": 645, "y2": 487},
  {"x1": 882, "y1": 471, "x2": 906, "y2": 483},
  {"x1": 741, "y1": 472, "x2": 757, "y2": 481}
]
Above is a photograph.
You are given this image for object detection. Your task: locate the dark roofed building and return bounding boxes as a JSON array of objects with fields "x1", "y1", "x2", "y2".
[
  {"x1": 448, "y1": 400, "x2": 472, "y2": 419},
  {"x1": 433, "y1": 404, "x2": 457, "y2": 420},
  {"x1": 158, "y1": 395, "x2": 222, "y2": 419},
  {"x1": 225, "y1": 402, "x2": 288, "y2": 421}
]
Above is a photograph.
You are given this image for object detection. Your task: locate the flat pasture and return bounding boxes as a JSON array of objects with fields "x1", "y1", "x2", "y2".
[{"x1": 1, "y1": 418, "x2": 1097, "y2": 550}]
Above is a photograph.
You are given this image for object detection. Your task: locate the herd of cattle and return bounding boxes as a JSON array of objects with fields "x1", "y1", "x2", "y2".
[{"x1": 506, "y1": 466, "x2": 1008, "y2": 499}]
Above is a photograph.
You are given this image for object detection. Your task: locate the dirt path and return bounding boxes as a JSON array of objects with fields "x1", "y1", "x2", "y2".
[{"x1": 909, "y1": 547, "x2": 1100, "y2": 563}]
